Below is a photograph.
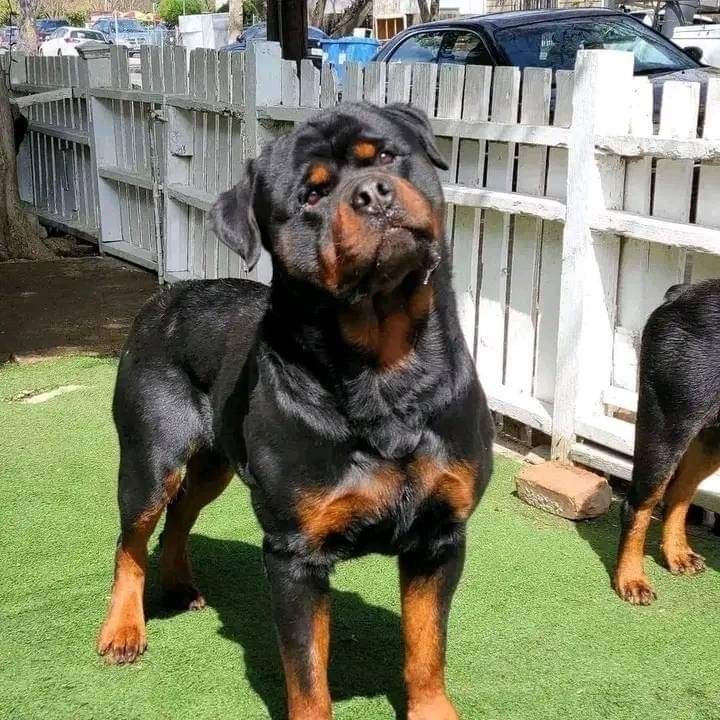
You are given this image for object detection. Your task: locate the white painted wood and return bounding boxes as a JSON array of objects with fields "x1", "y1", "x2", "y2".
[
  {"x1": 505, "y1": 67, "x2": 551, "y2": 396},
  {"x1": 437, "y1": 64, "x2": 464, "y2": 120},
  {"x1": 545, "y1": 70, "x2": 572, "y2": 201},
  {"x1": 442, "y1": 186, "x2": 564, "y2": 220},
  {"x1": 363, "y1": 62, "x2": 386, "y2": 106},
  {"x1": 652, "y1": 81, "x2": 700, "y2": 223},
  {"x1": 475, "y1": 66, "x2": 520, "y2": 390},
  {"x1": 320, "y1": 64, "x2": 337, "y2": 108},
  {"x1": 409, "y1": 62, "x2": 437, "y2": 117},
  {"x1": 551, "y1": 50, "x2": 633, "y2": 463},
  {"x1": 300, "y1": 59, "x2": 320, "y2": 108},
  {"x1": 696, "y1": 79, "x2": 720, "y2": 233},
  {"x1": 344, "y1": 63, "x2": 364, "y2": 102},
  {"x1": 386, "y1": 62, "x2": 411, "y2": 104}
]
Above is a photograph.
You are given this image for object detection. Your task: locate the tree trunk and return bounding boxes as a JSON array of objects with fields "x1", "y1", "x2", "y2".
[
  {"x1": 0, "y1": 72, "x2": 51, "y2": 260},
  {"x1": 309, "y1": 0, "x2": 327, "y2": 28},
  {"x1": 227, "y1": 0, "x2": 243, "y2": 44},
  {"x1": 16, "y1": 0, "x2": 39, "y2": 55},
  {"x1": 416, "y1": 0, "x2": 439, "y2": 23},
  {"x1": 327, "y1": 0, "x2": 371, "y2": 37}
]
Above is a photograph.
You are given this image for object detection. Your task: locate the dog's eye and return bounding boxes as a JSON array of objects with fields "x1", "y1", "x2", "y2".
[
  {"x1": 306, "y1": 190, "x2": 322, "y2": 207},
  {"x1": 378, "y1": 151, "x2": 395, "y2": 165}
]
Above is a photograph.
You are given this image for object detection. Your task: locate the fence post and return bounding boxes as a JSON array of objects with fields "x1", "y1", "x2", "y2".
[
  {"x1": 245, "y1": 41, "x2": 281, "y2": 283},
  {"x1": 551, "y1": 50, "x2": 634, "y2": 463}
]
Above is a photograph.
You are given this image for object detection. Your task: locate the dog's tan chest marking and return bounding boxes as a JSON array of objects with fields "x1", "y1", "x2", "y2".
[{"x1": 296, "y1": 457, "x2": 478, "y2": 546}]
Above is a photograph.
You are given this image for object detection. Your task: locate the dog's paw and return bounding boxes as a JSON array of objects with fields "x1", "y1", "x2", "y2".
[
  {"x1": 612, "y1": 573, "x2": 657, "y2": 606},
  {"x1": 97, "y1": 621, "x2": 147, "y2": 664},
  {"x1": 162, "y1": 583, "x2": 207, "y2": 611},
  {"x1": 664, "y1": 547, "x2": 706, "y2": 576},
  {"x1": 407, "y1": 695, "x2": 459, "y2": 720}
]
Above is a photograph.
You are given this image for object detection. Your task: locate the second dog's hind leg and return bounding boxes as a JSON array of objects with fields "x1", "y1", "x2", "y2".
[{"x1": 662, "y1": 433, "x2": 720, "y2": 575}]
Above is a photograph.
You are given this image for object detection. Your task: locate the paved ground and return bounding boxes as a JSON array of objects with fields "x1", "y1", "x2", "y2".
[{"x1": 0, "y1": 256, "x2": 158, "y2": 362}]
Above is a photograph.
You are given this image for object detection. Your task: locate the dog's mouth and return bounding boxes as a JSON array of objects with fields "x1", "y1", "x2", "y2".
[{"x1": 320, "y1": 182, "x2": 443, "y2": 300}]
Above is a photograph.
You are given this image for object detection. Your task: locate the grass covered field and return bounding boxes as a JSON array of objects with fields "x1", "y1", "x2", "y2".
[{"x1": 2, "y1": 356, "x2": 720, "y2": 720}]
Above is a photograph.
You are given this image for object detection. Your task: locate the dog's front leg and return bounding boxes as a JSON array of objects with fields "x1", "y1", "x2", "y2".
[
  {"x1": 264, "y1": 545, "x2": 332, "y2": 720},
  {"x1": 399, "y1": 537, "x2": 465, "y2": 720}
]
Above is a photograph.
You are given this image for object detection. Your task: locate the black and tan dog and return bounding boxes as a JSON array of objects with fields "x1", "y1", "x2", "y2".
[
  {"x1": 614, "y1": 280, "x2": 720, "y2": 605},
  {"x1": 97, "y1": 102, "x2": 494, "y2": 719}
]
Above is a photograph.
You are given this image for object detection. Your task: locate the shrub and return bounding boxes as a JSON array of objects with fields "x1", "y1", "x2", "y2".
[
  {"x1": 66, "y1": 10, "x2": 88, "y2": 26},
  {"x1": 158, "y1": 0, "x2": 202, "y2": 26}
]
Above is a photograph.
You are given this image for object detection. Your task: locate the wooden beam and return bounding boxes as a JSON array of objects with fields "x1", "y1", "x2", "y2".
[{"x1": 10, "y1": 87, "x2": 72, "y2": 109}]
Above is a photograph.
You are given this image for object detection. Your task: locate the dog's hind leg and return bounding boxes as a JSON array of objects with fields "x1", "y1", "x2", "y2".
[
  {"x1": 159, "y1": 449, "x2": 233, "y2": 610},
  {"x1": 97, "y1": 456, "x2": 184, "y2": 664},
  {"x1": 662, "y1": 431, "x2": 720, "y2": 575},
  {"x1": 613, "y1": 380, "x2": 688, "y2": 605}
]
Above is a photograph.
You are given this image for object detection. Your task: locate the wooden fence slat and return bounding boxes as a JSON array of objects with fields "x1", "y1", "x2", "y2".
[
  {"x1": 613, "y1": 77, "x2": 654, "y2": 391},
  {"x1": 476, "y1": 66, "x2": 520, "y2": 390},
  {"x1": 692, "y1": 78, "x2": 720, "y2": 283},
  {"x1": 534, "y1": 69, "x2": 572, "y2": 404},
  {"x1": 320, "y1": 64, "x2": 337, "y2": 108},
  {"x1": 174, "y1": 46, "x2": 188, "y2": 94},
  {"x1": 281, "y1": 59, "x2": 299, "y2": 107},
  {"x1": 344, "y1": 63, "x2": 363, "y2": 102},
  {"x1": 505, "y1": 67, "x2": 551, "y2": 396},
  {"x1": 387, "y1": 62, "x2": 411, "y2": 104},
  {"x1": 696, "y1": 78, "x2": 720, "y2": 229},
  {"x1": 300, "y1": 59, "x2": 320, "y2": 108},
  {"x1": 363, "y1": 62, "x2": 386, "y2": 106},
  {"x1": 409, "y1": 62, "x2": 437, "y2": 117},
  {"x1": 140, "y1": 46, "x2": 151, "y2": 90},
  {"x1": 206, "y1": 50, "x2": 220, "y2": 278}
]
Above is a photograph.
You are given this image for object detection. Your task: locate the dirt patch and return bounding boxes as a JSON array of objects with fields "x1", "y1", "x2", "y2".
[{"x1": 0, "y1": 256, "x2": 158, "y2": 362}]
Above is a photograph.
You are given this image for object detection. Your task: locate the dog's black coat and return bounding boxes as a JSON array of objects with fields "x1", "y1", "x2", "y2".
[
  {"x1": 615, "y1": 279, "x2": 720, "y2": 604},
  {"x1": 104, "y1": 102, "x2": 494, "y2": 714}
]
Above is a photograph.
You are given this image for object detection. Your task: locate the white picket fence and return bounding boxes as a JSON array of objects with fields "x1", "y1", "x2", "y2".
[{"x1": 10, "y1": 44, "x2": 720, "y2": 507}]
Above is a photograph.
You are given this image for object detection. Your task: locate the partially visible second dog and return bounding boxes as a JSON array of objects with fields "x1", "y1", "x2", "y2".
[{"x1": 614, "y1": 280, "x2": 720, "y2": 604}]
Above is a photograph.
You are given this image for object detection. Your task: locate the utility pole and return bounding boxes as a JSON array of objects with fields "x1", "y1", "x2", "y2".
[{"x1": 267, "y1": 0, "x2": 308, "y2": 69}]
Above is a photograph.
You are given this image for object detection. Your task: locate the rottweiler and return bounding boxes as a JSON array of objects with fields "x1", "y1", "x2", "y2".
[
  {"x1": 614, "y1": 280, "x2": 720, "y2": 605},
  {"x1": 97, "y1": 101, "x2": 494, "y2": 719}
]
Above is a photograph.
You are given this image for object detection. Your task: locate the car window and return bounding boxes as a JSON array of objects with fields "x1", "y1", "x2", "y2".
[
  {"x1": 389, "y1": 30, "x2": 444, "y2": 63},
  {"x1": 439, "y1": 30, "x2": 493, "y2": 66},
  {"x1": 71, "y1": 30, "x2": 103, "y2": 40},
  {"x1": 50, "y1": 28, "x2": 65, "y2": 39},
  {"x1": 496, "y1": 16, "x2": 697, "y2": 73}
]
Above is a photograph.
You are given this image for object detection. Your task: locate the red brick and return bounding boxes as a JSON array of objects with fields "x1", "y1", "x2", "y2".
[{"x1": 515, "y1": 461, "x2": 611, "y2": 520}]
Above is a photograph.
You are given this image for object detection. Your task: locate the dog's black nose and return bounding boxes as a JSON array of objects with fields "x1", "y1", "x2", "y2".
[{"x1": 350, "y1": 178, "x2": 395, "y2": 214}]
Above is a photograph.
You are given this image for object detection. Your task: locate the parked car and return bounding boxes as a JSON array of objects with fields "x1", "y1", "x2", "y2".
[
  {"x1": 374, "y1": 8, "x2": 719, "y2": 108},
  {"x1": 36, "y1": 18, "x2": 69, "y2": 42},
  {"x1": 91, "y1": 17, "x2": 162, "y2": 54},
  {"x1": 39, "y1": 26, "x2": 109, "y2": 56},
  {"x1": 0, "y1": 25, "x2": 17, "y2": 53},
  {"x1": 219, "y1": 22, "x2": 328, "y2": 67}
]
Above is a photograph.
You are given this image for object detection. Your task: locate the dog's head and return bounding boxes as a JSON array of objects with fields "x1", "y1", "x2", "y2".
[{"x1": 212, "y1": 102, "x2": 447, "y2": 300}]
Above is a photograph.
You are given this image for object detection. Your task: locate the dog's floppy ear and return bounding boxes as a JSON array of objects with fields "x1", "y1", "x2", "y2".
[
  {"x1": 380, "y1": 103, "x2": 449, "y2": 171},
  {"x1": 211, "y1": 158, "x2": 262, "y2": 271}
]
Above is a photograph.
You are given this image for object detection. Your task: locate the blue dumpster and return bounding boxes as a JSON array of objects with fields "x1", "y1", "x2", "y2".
[{"x1": 320, "y1": 37, "x2": 381, "y2": 84}]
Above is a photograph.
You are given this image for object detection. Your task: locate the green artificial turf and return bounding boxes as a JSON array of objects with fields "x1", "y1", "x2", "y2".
[{"x1": 2, "y1": 356, "x2": 720, "y2": 720}]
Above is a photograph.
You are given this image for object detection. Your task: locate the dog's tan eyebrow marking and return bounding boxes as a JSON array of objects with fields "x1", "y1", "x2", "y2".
[
  {"x1": 307, "y1": 162, "x2": 332, "y2": 186},
  {"x1": 352, "y1": 141, "x2": 377, "y2": 161}
]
